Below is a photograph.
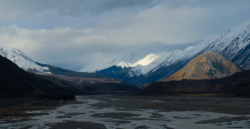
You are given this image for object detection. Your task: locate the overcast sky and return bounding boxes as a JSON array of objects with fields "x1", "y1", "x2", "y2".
[{"x1": 0, "y1": 0, "x2": 250, "y2": 71}]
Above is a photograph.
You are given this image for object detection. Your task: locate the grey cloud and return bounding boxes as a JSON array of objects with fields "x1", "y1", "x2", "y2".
[
  {"x1": 162, "y1": 0, "x2": 249, "y2": 8},
  {"x1": 0, "y1": 0, "x2": 153, "y2": 19},
  {"x1": 57, "y1": 0, "x2": 153, "y2": 15}
]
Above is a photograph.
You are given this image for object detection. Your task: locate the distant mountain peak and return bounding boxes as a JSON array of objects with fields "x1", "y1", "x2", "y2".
[
  {"x1": 79, "y1": 51, "x2": 171, "y2": 74},
  {"x1": 161, "y1": 52, "x2": 243, "y2": 82},
  {"x1": 0, "y1": 46, "x2": 49, "y2": 73}
]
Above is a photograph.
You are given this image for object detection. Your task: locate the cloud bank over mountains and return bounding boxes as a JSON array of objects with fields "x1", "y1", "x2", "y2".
[{"x1": 0, "y1": 0, "x2": 250, "y2": 70}]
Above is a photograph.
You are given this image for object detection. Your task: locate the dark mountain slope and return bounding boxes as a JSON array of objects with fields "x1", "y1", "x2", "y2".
[
  {"x1": 138, "y1": 70, "x2": 250, "y2": 97},
  {"x1": 0, "y1": 55, "x2": 79, "y2": 98}
]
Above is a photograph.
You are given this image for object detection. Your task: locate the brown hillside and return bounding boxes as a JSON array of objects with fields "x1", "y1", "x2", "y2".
[
  {"x1": 162, "y1": 52, "x2": 243, "y2": 82},
  {"x1": 40, "y1": 74, "x2": 121, "y2": 85},
  {"x1": 34, "y1": 74, "x2": 140, "y2": 95}
]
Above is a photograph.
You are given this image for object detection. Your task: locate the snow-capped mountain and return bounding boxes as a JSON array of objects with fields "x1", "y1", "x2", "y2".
[
  {"x1": 80, "y1": 18, "x2": 250, "y2": 86},
  {"x1": 0, "y1": 46, "x2": 49, "y2": 73},
  {"x1": 79, "y1": 51, "x2": 171, "y2": 74},
  {"x1": 80, "y1": 53, "x2": 148, "y2": 72},
  {"x1": 149, "y1": 18, "x2": 250, "y2": 80},
  {"x1": 127, "y1": 51, "x2": 171, "y2": 77}
]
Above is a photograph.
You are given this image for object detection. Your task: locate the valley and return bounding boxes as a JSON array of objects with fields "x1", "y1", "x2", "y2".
[{"x1": 1, "y1": 2, "x2": 250, "y2": 129}]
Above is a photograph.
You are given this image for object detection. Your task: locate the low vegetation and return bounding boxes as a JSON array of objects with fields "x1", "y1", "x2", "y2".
[{"x1": 211, "y1": 61, "x2": 224, "y2": 74}]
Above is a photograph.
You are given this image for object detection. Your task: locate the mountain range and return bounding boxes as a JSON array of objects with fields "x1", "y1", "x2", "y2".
[
  {"x1": 0, "y1": 46, "x2": 124, "y2": 84},
  {"x1": 79, "y1": 51, "x2": 171, "y2": 76},
  {"x1": 0, "y1": 53, "x2": 140, "y2": 98},
  {"x1": 79, "y1": 19, "x2": 250, "y2": 86},
  {"x1": 0, "y1": 46, "x2": 141, "y2": 98},
  {"x1": 2, "y1": 19, "x2": 250, "y2": 87}
]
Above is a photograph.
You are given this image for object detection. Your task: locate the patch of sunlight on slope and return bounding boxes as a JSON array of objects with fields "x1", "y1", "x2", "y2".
[{"x1": 116, "y1": 53, "x2": 159, "y2": 68}]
